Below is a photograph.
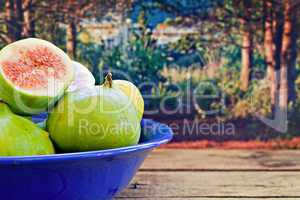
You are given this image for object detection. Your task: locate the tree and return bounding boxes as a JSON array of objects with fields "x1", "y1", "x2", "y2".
[
  {"x1": 1, "y1": 0, "x2": 132, "y2": 58},
  {"x1": 50, "y1": 0, "x2": 132, "y2": 59},
  {"x1": 263, "y1": 0, "x2": 276, "y2": 107},
  {"x1": 61, "y1": 1, "x2": 97, "y2": 59},
  {"x1": 66, "y1": 19, "x2": 77, "y2": 59},
  {"x1": 2, "y1": 0, "x2": 37, "y2": 43},
  {"x1": 22, "y1": 0, "x2": 35, "y2": 37},
  {"x1": 279, "y1": 0, "x2": 298, "y2": 113},
  {"x1": 148, "y1": 0, "x2": 261, "y2": 91},
  {"x1": 4, "y1": 0, "x2": 15, "y2": 43},
  {"x1": 4, "y1": 0, "x2": 22, "y2": 42},
  {"x1": 240, "y1": 0, "x2": 253, "y2": 91}
]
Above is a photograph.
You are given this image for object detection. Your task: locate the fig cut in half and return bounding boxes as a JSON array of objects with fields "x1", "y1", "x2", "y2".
[{"x1": 0, "y1": 38, "x2": 74, "y2": 114}]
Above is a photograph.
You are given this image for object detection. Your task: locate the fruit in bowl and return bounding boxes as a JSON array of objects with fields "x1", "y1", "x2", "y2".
[
  {"x1": 114, "y1": 79, "x2": 144, "y2": 120},
  {"x1": 0, "y1": 119, "x2": 173, "y2": 200},
  {"x1": 0, "y1": 38, "x2": 172, "y2": 200},
  {"x1": 0, "y1": 38, "x2": 74, "y2": 115},
  {"x1": 0, "y1": 102, "x2": 54, "y2": 156},
  {"x1": 67, "y1": 61, "x2": 95, "y2": 93},
  {"x1": 30, "y1": 60, "x2": 96, "y2": 130},
  {"x1": 47, "y1": 73, "x2": 141, "y2": 152},
  {"x1": 0, "y1": 38, "x2": 147, "y2": 155}
]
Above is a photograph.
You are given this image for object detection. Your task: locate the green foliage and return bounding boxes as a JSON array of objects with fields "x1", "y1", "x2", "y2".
[
  {"x1": 222, "y1": 45, "x2": 265, "y2": 74},
  {"x1": 77, "y1": 42, "x2": 104, "y2": 84},
  {"x1": 146, "y1": 82, "x2": 181, "y2": 111},
  {"x1": 100, "y1": 22, "x2": 168, "y2": 89},
  {"x1": 165, "y1": 66, "x2": 272, "y2": 120},
  {"x1": 222, "y1": 45, "x2": 241, "y2": 70},
  {"x1": 210, "y1": 67, "x2": 271, "y2": 119},
  {"x1": 216, "y1": 66, "x2": 242, "y2": 105},
  {"x1": 232, "y1": 80, "x2": 271, "y2": 119},
  {"x1": 35, "y1": 20, "x2": 66, "y2": 50},
  {"x1": 100, "y1": 37, "x2": 167, "y2": 87},
  {"x1": 193, "y1": 80, "x2": 221, "y2": 116}
]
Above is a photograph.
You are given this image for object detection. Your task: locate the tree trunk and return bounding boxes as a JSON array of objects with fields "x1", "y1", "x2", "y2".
[
  {"x1": 287, "y1": 6, "x2": 297, "y2": 104},
  {"x1": 22, "y1": 0, "x2": 35, "y2": 37},
  {"x1": 66, "y1": 20, "x2": 77, "y2": 59},
  {"x1": 5, "y1": 0, "x2": 15, "y2": 42},
  {"x1": 279, "y1": 0, "x2": 297, "y2": 113},
  {"x1": 14, "y1": 0, "x2": 23, "y2": 40},
  {"x1": 270, "y1": 2, "x2": 284, "y2": 117},
  {"x1": 240, "y1": 1, "x2": 253, "y2": 92},
  {"x1": 5, "y1": 0, "x2": 24, "y2": 42},
  {"x1": 264, "y1": 0, "x2": 276, "y2": 106}
]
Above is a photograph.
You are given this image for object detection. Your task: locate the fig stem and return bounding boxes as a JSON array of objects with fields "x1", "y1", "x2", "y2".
[{"x1": 104, "y1": 72, "x2": 113, "y2": 88}]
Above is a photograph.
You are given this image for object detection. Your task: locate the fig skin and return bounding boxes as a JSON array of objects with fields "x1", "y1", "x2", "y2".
[
  {"x1": 67, "y1": 61, "x2": 95, "y2": 93},
  {"x1": 0, "y1": 73, "x2": 58, "y2": 115},
  {"x1": 47, "y1": 74, "x2": 141, "y2": 152},
  {"x1": 113, "y1": 80, "x2": 144, "y2": 120},
  {"x1": 0, "y1": 38, "x2": 74, "y2": 115},
  {"x1": 0, "y1": 102, "x2": 55, "y2": 156}
]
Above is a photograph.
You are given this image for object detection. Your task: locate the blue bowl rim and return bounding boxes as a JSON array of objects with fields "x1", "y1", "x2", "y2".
[{"x1": 0, "y1": 119, "x2": 173, "y2": 164}]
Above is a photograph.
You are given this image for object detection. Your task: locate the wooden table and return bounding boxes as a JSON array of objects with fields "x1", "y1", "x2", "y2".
[{"x1": 116, "y1": 149, "x2": 300, "y2": 200}]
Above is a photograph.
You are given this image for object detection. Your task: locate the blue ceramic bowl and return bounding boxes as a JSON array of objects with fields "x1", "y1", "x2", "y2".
[{"x1": 0, "y1": 119, "x2": 173, "y2": 200}]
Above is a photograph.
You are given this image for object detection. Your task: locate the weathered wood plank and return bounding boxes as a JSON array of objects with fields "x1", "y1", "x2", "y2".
[
  {"x1": 116, "y1": 150, "x2": 300, "y2": 199},
  {"x1": 117, "y1": 171, "x2": 300, "y2": 198},
  {"x1": 140, "y1": 149, "x2": 300, "y2": 170},
  {"x1": 116, "y1": 198, "x2": 300, "y2": 200}
]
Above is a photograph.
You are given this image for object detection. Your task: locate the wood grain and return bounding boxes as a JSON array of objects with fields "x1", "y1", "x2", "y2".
[
  {"x1": 117, "y1": 199, "x2": 300, "y2": 200},
  {"x1": 140, "y1": 149, "x2": 300, "y2": 170},
  {"x1": 115, "y1": 149, "x2": 300, "y2": 199},
  {"x1": 118, "y1": 171, "x2": 300, "y2": 198},
  {"x1": 117, "y1": 198, "x2": 300, "y2": 200}
]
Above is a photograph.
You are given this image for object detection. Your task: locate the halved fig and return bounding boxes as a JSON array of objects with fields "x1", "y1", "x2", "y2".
[{"x1": 0, "y1": 38, "x2": 74, "y2": 114}]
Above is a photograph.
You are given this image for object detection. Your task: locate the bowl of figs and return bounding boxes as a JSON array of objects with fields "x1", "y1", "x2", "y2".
[{"x1": 0, "y1": 38, "x2": 173, "y2": 200}]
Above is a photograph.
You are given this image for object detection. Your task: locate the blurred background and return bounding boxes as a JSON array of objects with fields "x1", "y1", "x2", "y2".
[{"x1": 1, "y1": 0, "x2": 300, "y2": 148}]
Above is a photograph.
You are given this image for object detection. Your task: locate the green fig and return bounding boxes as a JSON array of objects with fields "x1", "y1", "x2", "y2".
[
  {"x1": 0, "y1": 102, "x2": 55, "y2": 156},
  {"x1": 47, "y1": 73, "x2": 141, "y2": 152},
  {"x1": 113, "y1": 80, "x2": 144, "y2": 120},
  {"x1": 0, "y1": 38, "x2": 74, "y2": 115}
]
